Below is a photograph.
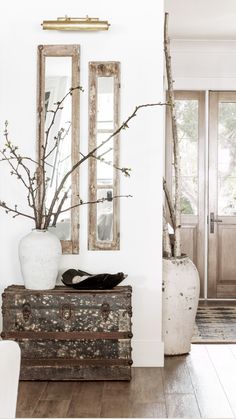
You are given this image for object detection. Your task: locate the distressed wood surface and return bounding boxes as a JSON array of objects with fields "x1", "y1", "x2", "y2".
[
  {"x1": 3, "y1": 284, "x2": 131, "y2": 294},
  {"x1": 20, "y1": 365, "x2": 131, "y2": 381},
  {"x1": 3, "y1": 303, "x2": 130, "y2": 332},
  {"x1": 88, "y1": 61, "x2": 121, "y2": 251},
  {"x1": 37, "y1": 45, "x2": 80, "y2": 254},
  {"x1": 3, "y1": 287, "x2": 131, "y2": 333},
  {"x1": 9, "y1": 338, "x2": 131, "y2": 359},
  {"x1": 186, "y1": 345, "x2": 234, "y2": 418},
  {"x1": 16, "y1": 351, "x2": 236, "y2": 418},
  {"x1": 67, "y1": 381, "x2": 104, "y2": 417},
  {"x1": 2, "y1": 285, "x2": 132, "y2": 381}
]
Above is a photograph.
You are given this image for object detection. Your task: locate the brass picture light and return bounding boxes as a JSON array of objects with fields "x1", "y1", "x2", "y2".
[{"x1": 41, "y1": 15, "x2": 110, "y2": 31}]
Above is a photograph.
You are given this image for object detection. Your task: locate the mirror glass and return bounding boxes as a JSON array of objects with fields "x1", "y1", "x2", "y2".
[
  {"x1": 97, "y1": 134, "x2": 113, "y2": 185},
  {"x1": 44, "y1": 57, "x2": 72, "y2": 240},
  {"x1": 96, "y1": 77, "x2": 114, "y2": 186},
  {"x1": 96, "y1": 77, "x2": 114, "y2": 242},
  {"x1": 97, "y1": 77, "x2": 114, "y2": 130},
  {"x1": 97, "y1": 189, "x2": 114, "y2": 241}
]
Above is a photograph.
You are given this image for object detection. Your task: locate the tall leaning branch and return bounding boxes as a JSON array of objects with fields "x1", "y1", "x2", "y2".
[
  {"x1": 163, "y1": 205, "x2": 172, "y2": 258},
  {"x1": 163, "y1": 178, "x2": 175, "y2": 229},
  {"x1": 164, "y1": 12, "x2": 181, "y2": 257}
]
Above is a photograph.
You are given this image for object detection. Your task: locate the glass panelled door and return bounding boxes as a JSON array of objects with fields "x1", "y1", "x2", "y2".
[
  {"x1": 166, "y1": 91, "x2": 205, "y2": 296},
  {"x1": 167, "y1": 90, "x2": 236, "y2": 298},
  {"x1": 208, "y1": 92, "x2": 236, "y2": 298}
]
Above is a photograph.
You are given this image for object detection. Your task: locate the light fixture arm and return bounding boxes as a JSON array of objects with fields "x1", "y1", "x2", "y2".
[{"x1": 41, "y1": 15, "x2": 110, "y2": 31}]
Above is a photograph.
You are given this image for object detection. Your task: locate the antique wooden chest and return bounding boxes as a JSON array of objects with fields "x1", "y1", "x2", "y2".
[{"x1": 1, "y1": 285, "x2": 132, "y2": 381}]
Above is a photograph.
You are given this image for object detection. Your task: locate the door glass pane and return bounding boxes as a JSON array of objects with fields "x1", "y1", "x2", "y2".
[
  {"x1": 174, "y1": 100, "x2": 199, "y2": 215},
  {"x1": 218, "y1": 102, "x2": 236, "y2": 215}
]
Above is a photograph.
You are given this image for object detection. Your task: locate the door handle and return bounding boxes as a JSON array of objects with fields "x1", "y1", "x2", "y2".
[{"x1": 210, "y1": 212, "x2": 223, "y2": 233}]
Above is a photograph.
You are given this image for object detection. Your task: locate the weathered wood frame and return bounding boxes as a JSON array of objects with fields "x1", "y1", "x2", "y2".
[
  {"x1": 37, "y1": 45, "x2": 80, "y2": 254},
  {"x1": 165, "y1": 91, "x2": 205, "y2": 297},
  {"x1": 208, "y1": 91, "x2": 236, "y2": 298},
  {"x1": 88, "y1": 62, "x2": 121, "y2": 250}
]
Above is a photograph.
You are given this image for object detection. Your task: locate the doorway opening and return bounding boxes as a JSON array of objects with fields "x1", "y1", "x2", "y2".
[
  {"x1": 166, "y1": 90, "x2": 236, "y2": 300},
  {"x1": 166, "y1": 90, "x2": 236, "y2": 342}
]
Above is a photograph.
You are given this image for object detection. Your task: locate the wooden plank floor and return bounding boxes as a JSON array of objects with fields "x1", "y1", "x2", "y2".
[{"x1": 16, "y1": 345, "x2": 236, "y2": 418}]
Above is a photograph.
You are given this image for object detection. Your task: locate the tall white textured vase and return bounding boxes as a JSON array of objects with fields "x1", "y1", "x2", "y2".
[
  {"x1": 162, "y1": 256, "x2": 200, "y2": 355},
  {"x1": 19, "y1": 229, "x2": 62, "y2": 290}
]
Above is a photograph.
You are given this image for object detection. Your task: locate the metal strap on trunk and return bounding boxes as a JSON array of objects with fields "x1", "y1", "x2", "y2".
[{"x1": 1, "y1": 331, "x2": 133, "y2": 340}]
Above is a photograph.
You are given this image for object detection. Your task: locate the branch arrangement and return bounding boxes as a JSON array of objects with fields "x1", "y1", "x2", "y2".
[
  {"x1": 163, "y1": 12, "x2": 182, "y2": 258},
  {"x1": 0, "y1": 86, "x2": 169, "y2": 230}
]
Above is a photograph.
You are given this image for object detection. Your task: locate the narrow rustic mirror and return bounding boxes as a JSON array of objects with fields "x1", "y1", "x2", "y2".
[
  {"x1": 88, "y1": 62, "x2": 120, "y2": 250},
  {"x1": 37, "y1": 45, "x2": 80, "y2": 254}
]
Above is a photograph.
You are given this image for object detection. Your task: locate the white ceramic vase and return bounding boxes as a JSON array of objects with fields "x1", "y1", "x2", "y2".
[
  {"x1": 19, "y1": 229, "x2": 62, "y2": 290},
  {"x1": 162, "y1": 255, "x2": 200, "y2": 355}
]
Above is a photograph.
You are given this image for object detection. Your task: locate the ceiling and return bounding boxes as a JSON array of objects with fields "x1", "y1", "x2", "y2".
[{"x1": 165, "y1": 0, "x2": 236, "y2": 39}]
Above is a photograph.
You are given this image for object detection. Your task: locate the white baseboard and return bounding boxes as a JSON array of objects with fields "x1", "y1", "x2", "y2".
[{"x1": 132, "y1": 339, "x2": 164, "y2": 367}]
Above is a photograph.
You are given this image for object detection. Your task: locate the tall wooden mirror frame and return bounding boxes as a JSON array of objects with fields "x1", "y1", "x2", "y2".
[
  {"x1": 37, "y1": 44, "x2": 80, "y2": 254},
  {"x1": 88, "y1": 61, "x2": 121, "y2": 250}
]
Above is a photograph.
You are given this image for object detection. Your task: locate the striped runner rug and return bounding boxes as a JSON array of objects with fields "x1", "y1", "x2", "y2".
[{"x1": 192, "y1": 304, "x2": 236, "y2": 343}]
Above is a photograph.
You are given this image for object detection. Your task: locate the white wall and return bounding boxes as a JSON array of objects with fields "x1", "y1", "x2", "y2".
[
  {"x1": 0, "y1": 0, "x2": 164, "y2": 366},
  {"x1": 166, "y1": 0, "x2": 236, "y2": 40},
  {"x1": 171, "y1": 40, "x2": 236, "y2": 90}
]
